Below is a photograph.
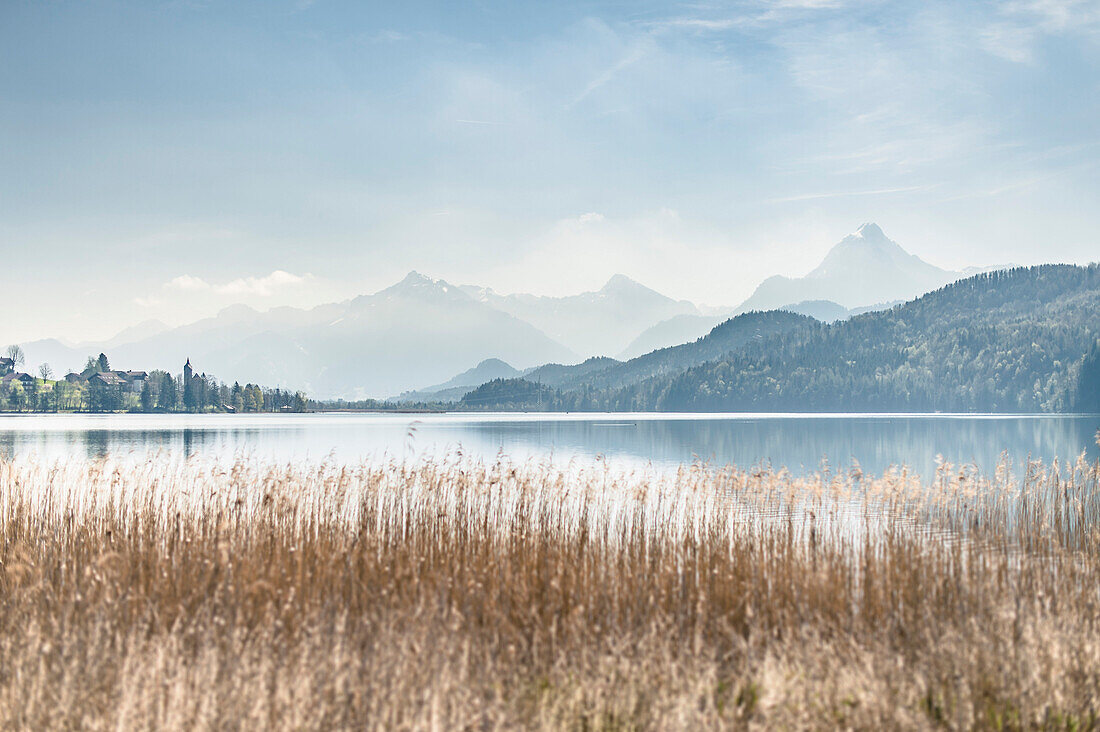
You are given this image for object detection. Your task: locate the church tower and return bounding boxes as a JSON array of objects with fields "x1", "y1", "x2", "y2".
[{"x1": 184, "y1": 358, "x2": 193, "y2": 384}]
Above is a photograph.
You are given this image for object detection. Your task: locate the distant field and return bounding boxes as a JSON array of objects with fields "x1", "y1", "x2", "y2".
[{"x1": 1, "y1": 451, "x2": 1099, "y2": 729}]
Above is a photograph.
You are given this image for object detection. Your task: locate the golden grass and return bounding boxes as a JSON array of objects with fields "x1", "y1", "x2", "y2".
[{"x1": 1, "y1": 452, "x2": 1100, "y2": 730}]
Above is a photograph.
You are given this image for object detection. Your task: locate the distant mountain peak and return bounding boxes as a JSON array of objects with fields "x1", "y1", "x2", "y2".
[
  {"x1": 736, "y1": 224, "x2": 958, "y2": 311},
  {"x1": 380, "y1": 271, "x2": 462, "y2": 296},
  {"x1": 601, "y1": 273, "x2": 642, "y2": 291},
  {"x1": 216, "y1": 304, "x2": 260, "y2": 320},
  {"x1": 399, "y1": 270, "x2": 436, "y2": 286},
  {"x1": 596, "y1": 274, "x2": 676, "y2": 304},
  {"x1": 815, "y1": 223, "x2": 915, "y2": 275},
  {"x1": 854, "y1": 222, "x2": 886, "y2": 239},
  {"x1": 830, "y1": 223, "x2": 903, "y2": 254}
]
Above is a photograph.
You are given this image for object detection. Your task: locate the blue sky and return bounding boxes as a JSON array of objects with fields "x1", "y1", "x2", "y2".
[{"x1": 2, "y1": 0, "x2": 1098, "y2": 343}]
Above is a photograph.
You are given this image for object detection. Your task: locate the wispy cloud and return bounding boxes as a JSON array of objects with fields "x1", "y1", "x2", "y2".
[
  {"x1": 648, "y1": 17, "x2": 747, "y2": 32},
  {"x1": 768, "y1": 185, "x2": 935, "y2": 203},
  {"x1": 568, "y1": 42, "x2": 650, "y2": 108},
  {"x1": 645, "y1": 0, "x2": 844, "y2": 33},
  {"x1": 980, "y1": 0, "x2": 1100, "y2": 63},
  {"x1": 980, "y1": 23, "x2": 1037, "y2": 63},
  {"x1": 1004, "y1": 0, "x2": 1100, "y2": 31}
]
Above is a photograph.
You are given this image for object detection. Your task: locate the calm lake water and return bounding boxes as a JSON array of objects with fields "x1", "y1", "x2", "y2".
[{"x1": 0, "y1": 412, "x2": 1097, "y2": 479}]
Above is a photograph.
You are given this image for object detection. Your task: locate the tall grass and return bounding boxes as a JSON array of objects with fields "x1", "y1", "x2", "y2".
[{"x1": 1, "y1": 451, "x2": 1099, "y2": 729}]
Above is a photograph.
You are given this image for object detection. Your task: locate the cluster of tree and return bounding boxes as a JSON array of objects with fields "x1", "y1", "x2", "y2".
[
  {"x1": 1078, "y1": 340, "x2": 1100, "y2": 414},
  {"x1": 0, "y1": 352, "x2": 308, "y2": 414},
  {"x1": 457, "y1": 265, "x2": 1100, "y2": 414},
  {"x1": 459, "y1": 378, "x2": 559, "y2": 410}
]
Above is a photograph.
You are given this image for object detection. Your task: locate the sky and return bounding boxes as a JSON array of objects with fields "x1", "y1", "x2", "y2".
[{"x1": 2, "y1": 0, "x2": 1098, "y2": 345}]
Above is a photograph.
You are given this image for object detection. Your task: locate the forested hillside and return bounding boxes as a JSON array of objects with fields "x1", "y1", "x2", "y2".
[
  {"x1": 526, "y1": 310, "x2": 814, "y2": 393},
  {"x1": 1078, "y1": 340, "x2": 1100, "y2": 413},
  {"x1": 643, "y1": 265, "x2": 1100, "y2": 412},
  {"x1": 460, "y1": 265, "x2": 1100, "y2": 413}
]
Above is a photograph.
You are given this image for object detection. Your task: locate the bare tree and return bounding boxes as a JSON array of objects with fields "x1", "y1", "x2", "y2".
[
  {"x1": 5, "y1": 344, "x2": 25, "y2": 369},
  {"x1": 38, "y1": 363, "x2": 54, "y2": 381}
]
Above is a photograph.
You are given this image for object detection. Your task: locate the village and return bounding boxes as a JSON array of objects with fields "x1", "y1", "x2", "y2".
[{"x1": 0, "y1": 351, "x2": 306, "y2": 413}]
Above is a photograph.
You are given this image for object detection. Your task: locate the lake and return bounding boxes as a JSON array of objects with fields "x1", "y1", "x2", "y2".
[{"x1": 0, "y1": 412, "x2": 1097, "y2": 478}]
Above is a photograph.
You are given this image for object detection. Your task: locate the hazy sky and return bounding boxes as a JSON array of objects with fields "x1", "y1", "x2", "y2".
[{"x1": 2, "y1": 0, "x2": 1098, "y2": 344}]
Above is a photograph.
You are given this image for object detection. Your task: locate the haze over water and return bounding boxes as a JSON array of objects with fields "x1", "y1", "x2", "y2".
[{"x1": 1, "y1": 412, "x2": 1096, "y2": 480}]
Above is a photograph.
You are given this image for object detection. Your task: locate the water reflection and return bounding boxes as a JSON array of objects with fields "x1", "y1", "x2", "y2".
[
  {"x1": 456, "y1": 416, "x2": 1100, "y2": 477},
  {"x1": 0, "y1": 413, "x2": 1096, "y2": 480}
]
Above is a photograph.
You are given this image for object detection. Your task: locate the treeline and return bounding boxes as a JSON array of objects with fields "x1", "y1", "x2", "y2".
[
  {"x1": 457, "y1": 265, "x2": 1100, "y2": 414},
  {"x1": 307, "y1": 397, "x2": 447, "y2": 412},
  {"x1": 132, "y1": 372, "x2": 307, "y2": 414}
]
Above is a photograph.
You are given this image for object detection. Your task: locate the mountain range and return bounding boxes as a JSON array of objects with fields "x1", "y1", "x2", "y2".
[
  {"x1": 460, "y1": 264, "x2": 1100, "y2": 413},
  {"x1": 458, "y1": 274, "x2": 702, "y2": 357},
  {"x1": 17, "y1": 224, "x2": 995, "y2": 399}
]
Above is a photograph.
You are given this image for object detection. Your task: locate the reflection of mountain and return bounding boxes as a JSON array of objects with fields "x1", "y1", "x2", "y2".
[
  {"x1": 2, "y1": 416, "x2": 1096, "y2": 481},
  {"x1": 454, "y1": 416, "x2": 1100, "y2": 480}
]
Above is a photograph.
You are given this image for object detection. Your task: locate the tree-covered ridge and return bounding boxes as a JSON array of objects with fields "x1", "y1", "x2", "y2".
[
  {"x1": 457, "y1": 265, "x2": 1100, "y2": 413},
  {"x1": 455, "y1": 312, "x2": 817, "y2": 411},
  {"x1": 643, "y1": 264, "x2": 1100, "y2": 412},
  {"x1": 549, "y1": 310, "x2": 816, "y2": 393},
  {"x1": 523, "y1": 357, "x2": 622, "y2": 389}
]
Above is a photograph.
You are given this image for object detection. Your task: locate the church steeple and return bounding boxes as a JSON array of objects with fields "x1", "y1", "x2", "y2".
[{"x1": 183, "y1": 358, "x2": 193, "y2": 383}]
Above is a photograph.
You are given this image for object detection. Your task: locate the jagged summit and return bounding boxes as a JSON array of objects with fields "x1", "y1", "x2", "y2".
[
  {"x1": 736, "y1": 224, "x2": 958, "y2": 311},
  {"x1": 812, "y1": 223, "x2": 915, "y2": 279},
  {"x1": 378, "y1": 271, "x2": 463, "y2": 297},
  {"x1": 396, "y1": 270, "x2": 437, "y2": 286},
  {"x1": 833, "y1": 222, "x2": 900, "y2": 253},
  {"x1": 855, "y1": 222, "x2": 886, "y2": 239}
]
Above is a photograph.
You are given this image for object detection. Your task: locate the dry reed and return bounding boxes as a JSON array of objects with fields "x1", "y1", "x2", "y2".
[{"x1": 1, "y1": 450, "x2": 1099, "y2": 730}]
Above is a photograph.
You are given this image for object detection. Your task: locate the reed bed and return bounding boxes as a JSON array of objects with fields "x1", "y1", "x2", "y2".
[{"x1": 1, "y1": 450, "x2": 1100, "y2": 730}]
